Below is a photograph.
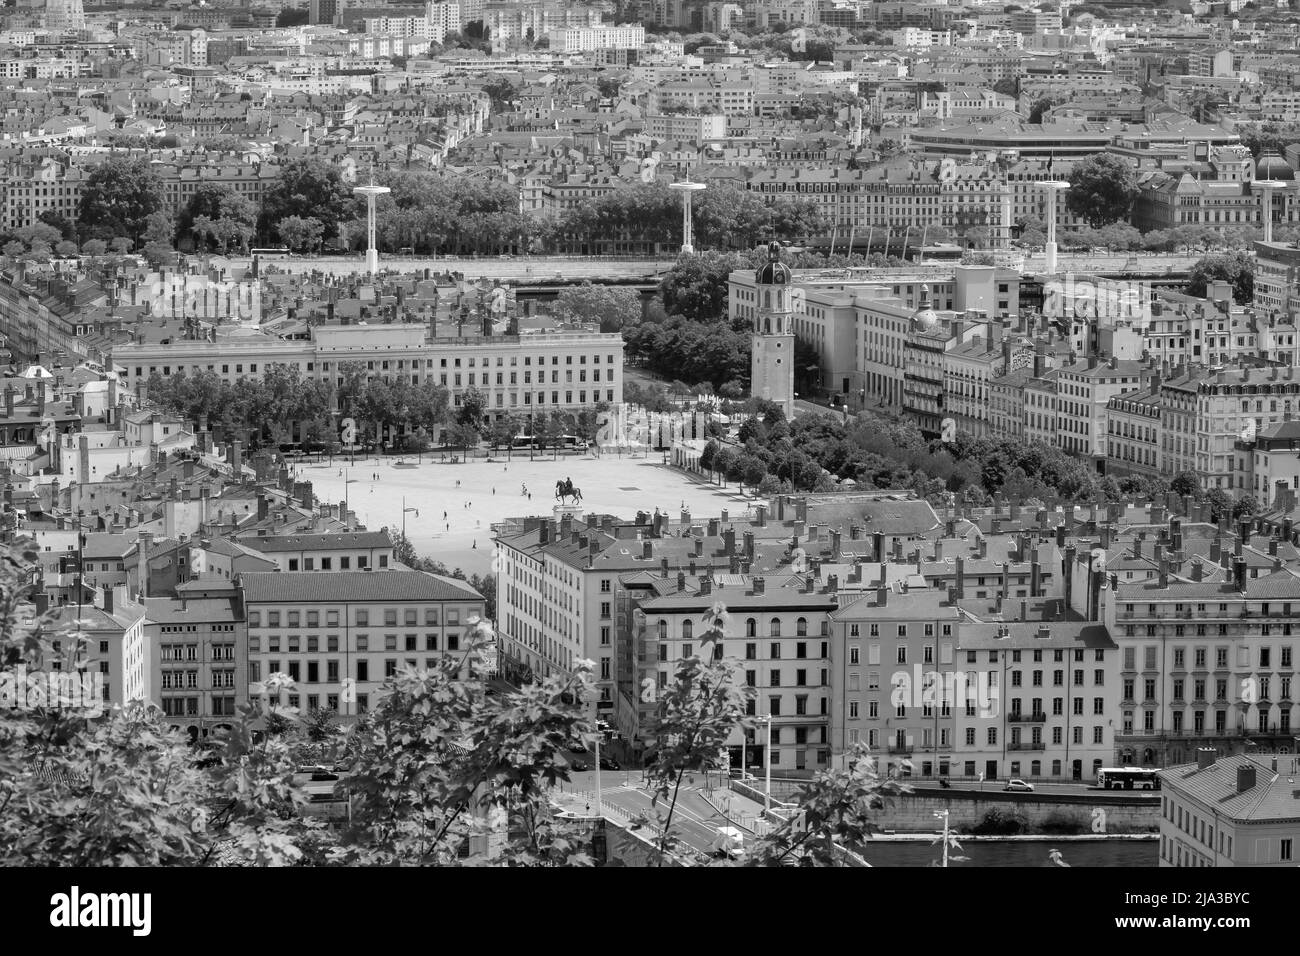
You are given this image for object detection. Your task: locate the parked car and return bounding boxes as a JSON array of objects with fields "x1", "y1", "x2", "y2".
[
  {"x1": 599, "y1": 756, "x2": 621, "y2": 771},
  {"x1": 711, "y1": 826, "x2": 745, "y2": 859},
  {"x1": 1003, "y1": 779, "x2": 1035, "y2": 792},
  {"x1": 569, "y1": 759, "x2": 589, "y2": 772}
]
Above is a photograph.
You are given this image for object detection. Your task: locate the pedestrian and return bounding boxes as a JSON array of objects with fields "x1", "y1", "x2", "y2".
[
  {"x1": 472, "y1": 540, "x2": 477, "y2": 549},
  {"x1": 492, "y1": 487, "x2": 496, "y2": 495}
]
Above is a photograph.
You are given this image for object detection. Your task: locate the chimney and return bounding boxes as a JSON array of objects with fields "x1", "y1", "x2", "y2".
[
  {"x1": 677, "y1": 571, "x2": 686, "y2": 591},
  {"x1": 1191, "y1": 559, "x2": 1203, "y2": 582},
  {"x1": 724, "y1": 529, "x2": 736, "y2": 556},
  {"x1": 1158, "y1": 558, "x2": 1169, "y2": 589},
  {"x1": 708, "y1": 518, "x2": 720, "y2": 537},
  {"x1": 873, "y1": 531, "x2": 884, "y2": 562},
  {"x1": 1236, "y1": 764, "x2": 1256, "y2": 793},
  {"x1": 831, "y1": 530, "x2": 842, "y2": 560},
  {"x1": 1210, "y1": 538, "x2": 1221, "y2": 563},
  {"x1": 660, "y1": 556, "x2": 669, "y2": 577},
  {"x1": 540, "y1": 522, "x2": 551, "y2": 544},
  {"x1": 642, "y1": 539, "x2": 653, "y2": 559},
  {"x1": 101, "y1": 584, "x2": 114, "y2": 615},
  {"x1": 1030, "y1": 560, "x2": 1041, "y2": 597},
  {"x1": 1234, "y1": 557, "x2": 1248, "y2": 593},
  {"x1": 700, "y1": 578, "x2": 712, "y2": 596},
  {"x1": 743, "y1": 531, "x2": 755, "y2": 560},
  {"x1": 1196, "y1": 748, "x2": 1216, "y2": 770},
  {"x1": 877, "y1": 585, "x2": 888, "y2": 606},
  {"x1": 753, "y1": 576, "x2": 765, "y2": 594},
  {"x1": 756, "y1": 505, "x2": 767, "y2": 527},
  {"x1": 695, "y1": 537, "x2": 704, "y2": 557},
  {"x1": 136, "y1": 531, "x2": 152, "y2": 599},
  {"x1": 956, "y1": 556, "x2": 966, "y2": 598}
]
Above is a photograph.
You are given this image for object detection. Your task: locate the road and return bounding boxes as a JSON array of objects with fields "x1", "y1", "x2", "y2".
[
  {"x1": 236, "y1": 254, "x2": 673, "y2": 281},
  {"x1": 561, "y1": 769, "x2": 760, "y2": 856}
]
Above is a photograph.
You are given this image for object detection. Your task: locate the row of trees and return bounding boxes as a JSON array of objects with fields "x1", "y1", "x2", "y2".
[
  {"x1": 692, "y1": 403, "x2": 1252, "y2": 510},
  {"x1": 144, "y1": 364, "x2": 605, "y2": 457},
  {"x1": 697, "y1": 402, "x2": 1264, "y2": 521},
  {"x1": 1, "y1": 543, "x2": 909, "y2": 867}
]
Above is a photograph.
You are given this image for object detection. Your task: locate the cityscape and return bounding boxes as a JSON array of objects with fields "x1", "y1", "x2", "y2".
[{"x1": 0, "y1": 0, "x2": 1297, "y2": 883}]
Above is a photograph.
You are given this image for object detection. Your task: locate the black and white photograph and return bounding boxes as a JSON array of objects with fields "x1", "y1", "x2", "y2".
[{"x1": 0, "y1": 0, "x2": 1293, "y2": 930}]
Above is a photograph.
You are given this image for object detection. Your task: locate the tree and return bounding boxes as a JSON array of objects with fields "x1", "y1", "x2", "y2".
[
  {"x1": 259, "y1": 159, "x2": 353, "y2": 245},
  {"x1": 77, "y1": 157, "x2": 163, "y2": 245},
  {"x1": 457, "y1": 387, "x2": 487, "y2": 428},
  {"x1": 1170, "y1": 470, "x2": 1202, "y2": 498},
  {"x1": 1185, "y1": 251, "x2": 1254, "y2": 304},
  {"x1": 276, "y1": 216, "x2": 324, "y2": 253},
  {"x1": 1066, "y1": 154, "x2": 1139, "y2": 229},
  {"x1": 179, "y1": 184, "x2": 256, "y2": 252},
  {"x1": 712, "y1": 447, "x2": 736, "y2": 487},
  {"x1": 449, "y1": 422, "x2": 480, "y2": 459},
  {"x1": 551, "y1": 282, "x2": 641, "y2": 333}
]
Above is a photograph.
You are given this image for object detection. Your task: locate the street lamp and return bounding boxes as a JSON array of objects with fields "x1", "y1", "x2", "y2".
[{"x1": 401, "y1": 496, "x2": 417, "y2": 540}]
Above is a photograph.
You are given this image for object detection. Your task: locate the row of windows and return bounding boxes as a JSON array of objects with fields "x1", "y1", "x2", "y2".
[
  {"x1": 250, "y1": 633, "x2": 460, "y2": 654},
  {"x1": 248, "y1": 608, "x2": 459, "y2": 628},
  {"x1": 283, "y1": 554, "x2": 387, "y2": 571}
]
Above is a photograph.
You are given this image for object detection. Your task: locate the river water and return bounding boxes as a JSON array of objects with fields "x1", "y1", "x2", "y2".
[{"x1": 862, "y1": 839, "x2": 1158, "y2": 867}]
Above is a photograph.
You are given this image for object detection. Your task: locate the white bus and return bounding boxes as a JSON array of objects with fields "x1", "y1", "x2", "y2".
[{"x1": 1096, "y1": 767, "x2": 1160, "y2": 790}]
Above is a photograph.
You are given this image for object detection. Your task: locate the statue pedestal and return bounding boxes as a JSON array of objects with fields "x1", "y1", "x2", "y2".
[{"x1": 553, "y1": 503, "x2": 584, "y2": 522}]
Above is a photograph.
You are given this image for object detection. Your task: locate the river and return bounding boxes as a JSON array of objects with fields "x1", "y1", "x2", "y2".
[{"x1": 861, "y1": 839, "x2": 1158, "y2": 867}]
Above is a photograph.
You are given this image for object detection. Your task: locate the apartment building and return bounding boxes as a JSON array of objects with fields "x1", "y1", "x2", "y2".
[
  {"x1": 1106, "y1": 380, "x2": 1163, "y2": 480},
  {"x1": 829, "y1": 586, "x2": 962, "y2": 780},
  {"x1": 639, "y1": 577, "x2": 838, "y2": 774},
  {"x1": 45, "y1": 584, "x2": 145, "y2": 713},
  {"x1": 548, "y1": 25, "x2": 646, "y2": 53},
  {"x1": 238, "y1": 531, "x2": 395, "y2": 572},
  {"x1": 1243, "y1": 419, "x2": 1300, "y2": 508},
  {"x1": 1254, "y1": 239, "x2": 1300, "y2": 316},
  {"x1": 943, "y1": 323, "x2": 1026, "y2": 440},
  {"x1": 1158, "y1": 751, "x2": 1300, "y2": 866},
  {"x1": 127, "y1": 591, "x2": 245, "y2": 740},
  {"x1": 1165, "y1": 364, "x2": 1300, "y2": 494},
  {"x1": 744, "y1": 159, "x2": 1009, "y2": 240},
  {"x1": 1023, "y1": 366, "x2": 1059, "y2": 448},
  {"x1": 1053, "y1": 356, "x2": 1147, "y2": 472},
  {"x1": 955, "y1": 621, "x2": 1119, "y2": 783},
  {"x1": 113, "y1": 326, "x2": 624, "y2": 425},
  {"x1": 241, "y1": 570, "x2": 486, "y2": 721},
  {"x1": 494, "y1": 513, "x2": 735, "y2": 725},
  {"x1": 1107, "y1": 554, "x2": 1300, "y2": 768}
]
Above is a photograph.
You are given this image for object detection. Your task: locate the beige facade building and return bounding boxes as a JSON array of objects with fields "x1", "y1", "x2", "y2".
[
  {"x1": 1158, "y1": 752, "x2": 1300, "y2": 866},
  {"x1": 241, "y1": 570, "x2": 485, "y2": 720}
]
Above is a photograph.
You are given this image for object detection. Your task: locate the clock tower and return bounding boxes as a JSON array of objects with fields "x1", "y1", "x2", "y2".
[{"x1": 751, "y1": 241, "x2": 796, "y2": 419}]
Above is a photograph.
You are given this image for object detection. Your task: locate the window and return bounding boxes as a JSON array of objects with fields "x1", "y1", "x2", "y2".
[{"x1": 770, "y1": 643, "x2": 781, "y2": 659}]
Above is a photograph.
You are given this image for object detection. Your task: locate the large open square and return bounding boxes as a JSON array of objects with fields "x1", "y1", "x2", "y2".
[{"x1": 301, "y1": 451, "x2": 753, "y2": 576}]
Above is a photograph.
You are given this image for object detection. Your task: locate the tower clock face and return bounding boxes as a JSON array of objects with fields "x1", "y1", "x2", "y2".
[{"x1": 774, "y1": 274, "x2": 785, "y2": 284}]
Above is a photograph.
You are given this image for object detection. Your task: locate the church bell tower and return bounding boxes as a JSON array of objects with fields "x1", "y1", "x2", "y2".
[{"x1": 751, "y1": 241, "x2": 796, "y2": 419}]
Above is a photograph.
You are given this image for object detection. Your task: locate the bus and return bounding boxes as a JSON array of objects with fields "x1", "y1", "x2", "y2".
[{"x1": 1096, "y1": 767, "x2": 1161, "y2": 791}]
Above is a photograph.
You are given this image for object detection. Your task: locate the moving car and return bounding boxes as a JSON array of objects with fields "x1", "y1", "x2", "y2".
[
  {"x1": 569, "y1": 759, "x2": 589, "y2": 772},
  {"x1": 1003, "y1": 779, "x2": 1035, "y2": 792},
  {"x1": 599, "y1": 755, "x2": 621, "y2": 771}
]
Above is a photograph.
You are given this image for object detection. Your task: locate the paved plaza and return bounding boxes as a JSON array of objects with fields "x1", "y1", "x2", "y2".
[{"x1": 302, "y1": 451, "x2": 753, "y2": 576}]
